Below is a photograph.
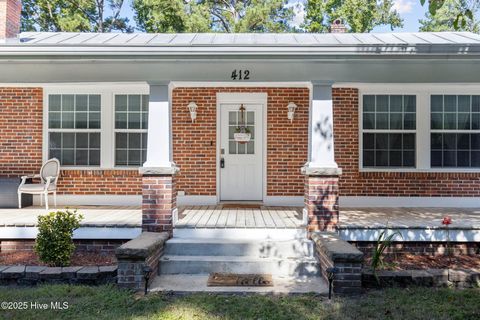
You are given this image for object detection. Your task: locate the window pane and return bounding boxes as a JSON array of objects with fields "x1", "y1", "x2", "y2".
[
  {"x1": 376, "y1": 95, "x2": 389, "y2": 112},
  {"x1": 90, "y1": 133, "x2": 100, "y2": 149},
  {"x1": 431, "y1": 112, "x2": 443, "y2": 130},
  {"x1": 431, "y1": 133, "x2": 442, "y2": 150},
  {"x1": 76, "y1": 133, "x2": 88, "y2": 149},
  {"x1": 389, "y1": 151, "x2": 402, "y2": 166},
  {"x1": 458, "y1": 95, "x2": 470, "y2": 112},
  {"x1": 128, "y1": 95, "x2": 141, "y2": 112},
  {"x1": 375, "y1": 150, "x2": 388, "y2": 166},
  {"x1": 472, "y1": 134, "x2": 480, "y2": 150},
  {"x1": 89, "y1": 150, "x2": 100, "y2": 166},
  {"x1": 443, "y1": 134, "x2": 457, "y2": 150},
  {"x1": 431, "y1": 151, "x2": 442, "y2": 167},
  {"x1": 472, "y1": 96, "x2": 480, "y2": 112},
  {"x1": 142, "y1": 113, "x2": 148, "y2": 130},
  {"x1": 443, "y1": 151, "x2": 456, "y2": 167},
  {"x1": 75, "y1": 150, "x2": 89, "y2": 166},
  {"x1": 404, "y1": 95, "x2": 416, "y2": 112},
  {"x1": 472, "y1": 113, "x2": 480, "y2": 130},
  {"x1": 49, "y1": 95, "x2": 62, "y2": 111},
  {"x1": 444, "y1": 113, "x2": 456, "y2": 130},
  {"x1": 62, "y1": 149, "x2": 74, "y2": 166},
  {"x1": 49, "y1": 133, "x2": 61, "y2": 149},
  {"x1": 76, "y1": 95, "x2": 88, "y2": 111},
  {"x1": 229, "y1": 126, "x2": 235, "y2": 139},
  {"x1": 116, "y1": 150, "x2": 128, "y2": 166},
  {"x1": 62, "y1": 95, "x2": 75, "y2": 112},
  {"x1": 62, "y1": 133, "x2": 75, "y2": 149},
  {"x1": 444, "y1": 95, "x2": 457, "y2": 112},
  {"x1": 141, "y1": 95, "x2": 148, "y2": 112},
  {"x1": 457, "y1": 113, "x2": 470, "y2": 130},
  {"x1": 375, "y1": 134, "x2": 388, "y2": 149},
  {"x1": 89, "y1": 112, "x2": 101, "y2": 129},
  {"x1": 142, "y1": 133, "x2": 148, "y2": 149},
  {"x1": 238, "y1": 142, "x2": 246, "y2": 154},
  {"x1": 389, "y1": 134, "x2": 402, "y2": 149},
  {"x1": 247, "y1": 141, "x2": 254, "y2": 154},
  {"x1": 363, "y1": 95, "x2": 375, "y2": 112},
  {"x1": 49, "y1": 112, "x2": 61, "y2": 129},
  {"x1": 389, "y1": 113, "x2": 402, "y2": 129},
  {"x1": 472, "y1": 151, "x2": 480, "y2": 167},
  {"x1": 457, "y1": 151, "x2": 470, "y2": 167},
  {"x1": 115, "y1": 95, "x2": 127, "y2": 111},
  {"x1": 363, "y1": 133, "x2": 375, "y2": 149},
  {"x1": 376, "y1": 113, "x2": 389, "y2": 129},
  {"x1": 403, "y1": 134, "x2": 415, "y2": 150},
  {"x1": 49, "y1": 149, "x2": 61, "y2": 162},
  {"x1": 247, "y1": 111, "x2": 254, "y2": 125},
  {"x1": 457, "y1": 134, "x2": 470, "y2": 150},
  {"x1": 363, "y1": 113, "x2": 375, "y2": 129},
  {"x1": 75, "y1": 112, "x2": 88, "y2": 129},
  {"x1": 431, "y1": 95, "x2": 443, "y2": 112},
  {"x1": 115, "y1": 112, "x2": 127, "y2": 129},
  {"x1": 128, "y1": 112, "x2": 141, "y2": 129},
  {"x1": 62, "y1": 112, "x2": 74, "y2": 129},
  {"x1": 229, "y1": 141, "x2": 236, "y2": 154},
  {"x1": 128, "y1": 133, "x2": 142, "y2": 149},
  {"x1": 89, "y1": 95, "x2": 101, "y2": 112},
  {"x1": 404, "y1": 113, "x2": 416, "y2": 130},
  {"x1": 229, "y1": 112, "x2": 237, "y2": 125},
  {"x1": 128, "y1": 150, "x2": 141, "y2": 166},
  {"x1": 390, "y1": 95, "x2": 402, "y2": 112},
  {"x1": 116, "y1": 133, "x2": 127, "y2": 149},
  {"x1": 363, "y1": 151, "x2": 374, "y2": 167},
  {"x1": 403, "y1": 151, "x2": 415, "y2": 167}
]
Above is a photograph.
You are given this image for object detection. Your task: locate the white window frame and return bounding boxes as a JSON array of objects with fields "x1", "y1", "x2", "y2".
[
  {"x1": 358, "y1": 84, "x2": 480, "y2": 173},
  {"x1": 361, "y1": 94, "x2": 417, "y2": 169},
  {"x1": 43, "y1": 83, "x2": 149, "y2": 170},
  {"x1": 113, "y1": 94, "x2": 149, "y2": 167}
]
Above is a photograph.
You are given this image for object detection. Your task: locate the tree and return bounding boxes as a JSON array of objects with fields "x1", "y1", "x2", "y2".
[
  {"x1": 21, "y1": 0, "x2": 132, "y2": 32},
  {"x1": 302, "y1": 0, "x2": 403, "y2": 33},
  {"x1": 420, "y1": 0, "x2": 479, "y2": 32},
  {"x1": 133, "y1": 0, "x2": 295, "y2": 33}
]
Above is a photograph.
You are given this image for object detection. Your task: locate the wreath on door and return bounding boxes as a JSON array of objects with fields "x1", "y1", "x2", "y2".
[{"x1": 234, "y1": 104, "x2": 251, "y2": 144}]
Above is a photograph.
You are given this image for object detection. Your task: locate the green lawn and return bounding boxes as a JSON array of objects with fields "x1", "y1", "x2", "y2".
[{"x1": 0, "y1": 285, "x2": 479, "y2": 320}]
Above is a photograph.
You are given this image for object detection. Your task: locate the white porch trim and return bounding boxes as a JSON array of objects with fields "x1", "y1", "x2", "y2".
[
  {"x1": 33, "y1": 194, "x2": 141, "y2": 206},
  {"x1": 340, "y1": 196, "x2": 480, "y2": 208},
  {"x1": 0, "y1": 226, "x2": 141, "y2": 240}
]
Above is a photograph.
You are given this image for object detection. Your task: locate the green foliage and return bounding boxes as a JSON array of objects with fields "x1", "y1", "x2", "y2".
[
  {"x1": 303, "y1": 0, "x2": 403, "y2": 33},
  {"x1": 133, "y1": 0, "x2": 294, "y2": 33},
  {"x1": 370, "y1": 228, "x2": 402, "y2": 274},
  {"x1": 34, "y1": 209, "x2": 83, "y2": 267},
  {"x1": 420, "y1": 0, "x2": 479, "y2": 32},
  {"x1": 21, "y1": 0, "x2": 132, "y2": 32}
]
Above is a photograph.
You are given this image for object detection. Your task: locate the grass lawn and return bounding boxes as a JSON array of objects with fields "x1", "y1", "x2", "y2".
[{"x1": 0, "y1": 285, "x2": 479, "y2": 320}]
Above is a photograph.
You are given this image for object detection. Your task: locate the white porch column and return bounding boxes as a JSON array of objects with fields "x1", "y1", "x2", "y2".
[
  {"x1": 302, "y1": 82, "x2": 341, "y2": 232},
  {"x1": 305, "y1": 82, "x2": 340, "y2": 172},
  {"x1": 141, "y1": 83, "x2": 178, "y2": 173}
]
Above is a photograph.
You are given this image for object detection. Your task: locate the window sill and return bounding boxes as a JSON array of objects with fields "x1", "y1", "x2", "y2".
[{"x1": 60, "y1": 166, "x2": 140, "y2": 171}]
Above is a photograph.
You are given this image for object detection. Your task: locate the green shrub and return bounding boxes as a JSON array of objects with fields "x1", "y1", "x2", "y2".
[{"x1": 34, "y1": 209, "x2": 83, "y2": 267}]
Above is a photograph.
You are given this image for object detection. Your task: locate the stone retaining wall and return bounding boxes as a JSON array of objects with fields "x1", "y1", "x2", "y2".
[
  {"x1": 311, "y1": 232, "x2": 364, "y2": 295},
  {"x1": 115, "y1": 232, "x2": 168, "y2": 291},
  {"x1": 0, "y1": 265, "x2": 117, "y2": 286}
]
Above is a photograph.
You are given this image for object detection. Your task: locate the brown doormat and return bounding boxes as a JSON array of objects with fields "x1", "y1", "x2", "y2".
[
  {"x1": 207, "y1": 273, "x2": 273, "y2": 287},
  {"x1": 222, "y1": 204, "x2": 261, "y2": 209}
]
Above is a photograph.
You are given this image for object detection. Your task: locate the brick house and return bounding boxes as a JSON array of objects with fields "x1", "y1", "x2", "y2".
[{"x1": 1, "y1": 0, "x2": 480, "y2": 240}]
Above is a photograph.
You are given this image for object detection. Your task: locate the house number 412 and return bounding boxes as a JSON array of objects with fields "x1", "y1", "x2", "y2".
[{"x1": 231, "y1": 69, "x2": 250, "y2": 80}]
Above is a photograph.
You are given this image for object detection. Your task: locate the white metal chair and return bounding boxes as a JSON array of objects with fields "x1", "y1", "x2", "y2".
[{"x1": 18, "y1": 158, "x2": 60, "y2": 210}]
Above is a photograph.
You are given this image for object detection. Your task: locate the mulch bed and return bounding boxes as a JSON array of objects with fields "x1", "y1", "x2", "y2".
[
  {"x1": 0, "y1": 251, "x2": 117, "y2": 266},
  {"x1": 365, "y1": 254, "x2": 480, "y2": 271}
]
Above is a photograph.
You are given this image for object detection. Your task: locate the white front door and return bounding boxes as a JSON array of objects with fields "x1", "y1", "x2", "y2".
[{"x1": 220, "y1": 103, "x2": 263, "y2": 201}]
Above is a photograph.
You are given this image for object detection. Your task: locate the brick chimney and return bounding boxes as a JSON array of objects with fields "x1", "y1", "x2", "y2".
[
  {"x1": 0, "y1": 0, "x2": 21, "y2": 41},
  {"x1": 330, "y1": 18, "x2": 347, "y2": 33}
]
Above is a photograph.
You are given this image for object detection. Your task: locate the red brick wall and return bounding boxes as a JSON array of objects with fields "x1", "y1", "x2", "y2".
[
  {"x1": 0, "y1": 87, "x2": 43, "y2": 176},
  {"x1": 333, "y1": 88, "x2": 480, "y2": 197},
  {"x1": 0, "y1": 0, "x2": 21, "y2": 39},
  {"x1": 172, "y1": 87, "x2": 309, "y2": 196},
  {"x1": 58, "y1": 170, "x2": 141, "y2": 195},
  {"x1": 0, "y1": 87, "x2": 142, "y2": 195}
]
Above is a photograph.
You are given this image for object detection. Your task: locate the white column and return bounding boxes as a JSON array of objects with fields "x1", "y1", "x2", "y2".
[
  {"x1": 141, "y1": 84, "x2": 178, "y2": 174},
  {"x1": 304, "y1": 82, "x2": 340, "y2": 173}
]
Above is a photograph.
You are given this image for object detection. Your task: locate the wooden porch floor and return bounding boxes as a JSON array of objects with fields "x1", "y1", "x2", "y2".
[{"x1": 176, "y1": 206, "x2": 304, "y2": 229}]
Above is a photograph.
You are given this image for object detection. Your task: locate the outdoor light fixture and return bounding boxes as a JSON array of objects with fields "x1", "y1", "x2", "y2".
[
  {"x1": 287, "y1": 102, "x2": 297, "y2": 122},
  {"x1": 188, "y1": 101, "x2": 198, "y2": 123}
]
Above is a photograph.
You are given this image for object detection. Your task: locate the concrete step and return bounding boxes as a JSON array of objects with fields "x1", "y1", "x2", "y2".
[
  {"x1": 172, "y1": 228, "x2": 307, "y2": 240},
  {"x1": 164, "y1": 238, "x2": 315, "y2": 258},
  {"x1": 149, "y1": 274, "x2": 328, "y2": 295},
  {"x1": 159, "y1": 255, "x2": 320, "y2": 277}
]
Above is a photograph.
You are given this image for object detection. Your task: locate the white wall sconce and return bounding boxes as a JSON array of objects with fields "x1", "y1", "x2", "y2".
[
  {"x1": 287, "y1": 102, "x2": 297, "y2": 122},
  {"x1": 188, "y1": 101, "x2": 198, "y2": 123}
]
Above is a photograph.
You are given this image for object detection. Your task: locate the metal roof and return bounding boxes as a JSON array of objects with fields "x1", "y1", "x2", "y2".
[
  {"x1": 1, "y1": 31, "x2": 480, "y2": 58},
  {"x1": 16, "y1": 31, "x2": 480, "y2": 46}
]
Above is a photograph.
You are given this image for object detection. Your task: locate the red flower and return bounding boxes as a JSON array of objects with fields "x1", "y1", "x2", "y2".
[{"x1": 442, "y1": 216, "x2": 452, "y2": 225}]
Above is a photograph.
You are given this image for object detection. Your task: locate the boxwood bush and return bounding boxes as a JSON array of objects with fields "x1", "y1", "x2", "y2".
[{"x1": 34, "y1": 209, "x2": 83, "y2": 267}]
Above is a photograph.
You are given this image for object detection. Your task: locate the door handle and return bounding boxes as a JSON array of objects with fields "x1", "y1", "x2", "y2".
[{"x1": 220, "y1": 158, "x2": 225, "y2": 168}]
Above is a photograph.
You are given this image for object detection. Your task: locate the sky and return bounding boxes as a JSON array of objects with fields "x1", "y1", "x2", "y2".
[{"x1": 117, "y1": 0, "x2": 429, "y2": 33}]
